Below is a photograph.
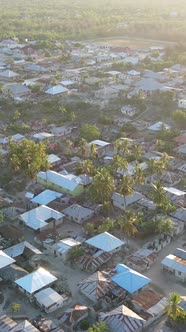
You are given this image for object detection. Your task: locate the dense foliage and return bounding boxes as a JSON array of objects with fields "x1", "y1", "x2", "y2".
[{"x1": 0, "y1": 0, "x2": 186, "y2": 43}]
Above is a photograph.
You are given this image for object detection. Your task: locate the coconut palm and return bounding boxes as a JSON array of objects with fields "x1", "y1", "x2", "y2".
[
  {"x1": 134, "y1": 162, "x2": 145, "y2": 185},
  {"x1": 132, "y1": 144, "x2": 143, "y2": 161},
  {"x1": 78, "y1": 138, "x2": 87, "y2": 158},
  {"x1": 117, "y1": 210, "x2": 138, "y2": 242},
  {"x1": 150, "y1": 181, "x2": 167, "y2": 208},
  {"x1": 116, "y1": 139, "x2": 130, "y2": 156},
  {"x1": 89, "y1": 167, "x2": 115, "y2": 204},
  {"x1": 90, "y1": 143, "x2": 98, "y2": 159},
  {"x1": 157, "y1": 218, "x2": 175, "y2": 234},
  {"x1": 164, "y1": 293, "x2": 183, "y2": 320},
  {"x1": 119, "y1": 175, "x2": 134, "y2": 197},
  {"x1": 112, "y1": 154, "x2": 128, "y2": 174},
  {"x1": 76, "y1": 159, "x2": 96, "y2": 176},
  {"x1": 65, "y1": 139, "x2": 73, "y2": 156}
]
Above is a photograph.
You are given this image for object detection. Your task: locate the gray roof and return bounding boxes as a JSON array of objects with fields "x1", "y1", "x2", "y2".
[
  {"x1": 4, "y1": 84, "x2": 30, "y2": 95},
  {"x1": 63, "y1": 204, "x2": 94, "y2": 221},
  {"x1": 4, "y1": 241, "x2": 42, "y2": 258},
  {"x1": 174, "y1": 248, "x2": 186, "y2": 260},
  {"x1": 170, "y1": 208, "x2": 186, "y2": 222},
  {"x1": 0, "y1": 70, "x2": 19, "y2": 78},
  {"x1": 99, "y1": 305, "x2": 145, "y2": 332},
  {"x1": 112, "y1": 192, "x2": 144, "y2": 207}
]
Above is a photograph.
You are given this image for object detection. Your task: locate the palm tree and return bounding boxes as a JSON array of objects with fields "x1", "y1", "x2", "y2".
[
  {"x1": 65, "y1": 139, "x2": 73, "y2": 156},
  {"x1": 134, "y1": 162, "x2": 145, "y2": 185},
  {"x1": 150, "y1": 181, "x2": 167, "y2": 208},
  {"x1": 164, "y1": 293, "x2": 183, "y2": 320},
  {"x1": 132, "y1": 144, "x2": 143, "y2": 161},
  {"x1": 116, "y1": 139, "x2": 129, "y2": 156},
  {"x1": 89, "y1": 167, "x2": 115, "y2": 204},
  {"x1": 78, "y1": 138, "x2": 87, "y2": 158},
  {"x1": 117, "y1": 210, "x2": 138, "y2": 243},
  {"x1": 147, "y1": 158, "x2": 156, "y2": 175},
  {"x1": 76, "y1": 159, "x2": 96, "y2": 176},
  {"x1": 112, "y1": 154, "x2": 128, "y2": 174},
  {"x1": 90, "y1": 143, "x2": 98, "y2": 159},
  {"x1": 119, "y1": 175, "x2": 134, "y2": 197},
  {"x1": 157, "y1": 218, "x2": 175, "y2": 234}
]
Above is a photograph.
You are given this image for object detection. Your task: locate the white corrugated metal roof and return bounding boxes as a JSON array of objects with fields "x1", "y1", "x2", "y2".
[
  {"x1": 48, "y1": 154, "x2": 61, "y2": 164},
  {"x1": 0, "y1": 250, "x2": 15, "y2": 269},
  {"x1": 148, "y1": 121, "x2": 170, "y2": 131},
  {"x1": 31, "y1": 189, "x2": 62, "y2": 205},
  {"x1": 4, "y1": 241, "x2": 42, "y2": 258},
  {"x1": 20, "y1": 205, "x2": 64, "y2": 230},
  {"x1": 164, "y1": 187, "x2": 185, "y2": 196},
  {"x1": 89, "y1": 140, "x2": 110, "y2": 147},
  {"x1": 85, "y1": 232, "x2": 125, "y2": 252},
  {"x1": 34, "y1": 287, "x2": 64, "y2": 308},
  {"x1": 45, "y1": 85, "x2": 68, "y2": 95},
  {"x1": 15, "y1": 267, "x2": 57, "y2": 294},
  {"x1": 37, "y1": 170, "x2": 82, "y2": 192}
]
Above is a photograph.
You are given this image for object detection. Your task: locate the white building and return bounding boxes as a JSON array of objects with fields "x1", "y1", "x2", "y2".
[
  {"x1": 178, "y1": 99, "x2": 186, "y2": 109},
  {"x1": 15, "y1": 267, "x2": 57, "y2": 296},
  {"x1": 34, "y1": 287, "x2": 67, "y2": 313}
]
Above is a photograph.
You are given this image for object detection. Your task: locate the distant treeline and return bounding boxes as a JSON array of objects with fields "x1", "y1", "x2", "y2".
[{"x1": 0, "y1": 0, "x2": 186, "y2": 43}]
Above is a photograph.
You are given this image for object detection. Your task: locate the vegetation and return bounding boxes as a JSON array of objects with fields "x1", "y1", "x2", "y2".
[
  {"x1": 89, "y1": 168, "x2": 115, "y2": 204},
  {"x1": 164, "y1": 293, "x2": 183, "y2": 320},
  {"x1": 0, "y1": 0, "x2": 185, "y2": 43},
  {"x1": 9, "y1": 139, "x2": 49, "y2": 178},
  {"x1": 80, "y1": 124, "x2": 100, "y2": 142},
  {"x1": 88, "y1": 322, "x2": 110, "y2": 332}
]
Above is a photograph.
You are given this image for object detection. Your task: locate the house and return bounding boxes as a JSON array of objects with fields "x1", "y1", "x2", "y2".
[
  {"x1": 11, "y1": 133, "x2": 25, "y2": 142},
  {"x1": 45, "y1": 85, "x2": 68, "y2": 95},
  {"x1": 31, "y1": 189, "x2": 63, "y2": 206},
  {"x1": 24, "y1": 64, "x2": 48, "y2": 73},
  {"x1": 48, "y1": 154, "x2": 61, "y2": 167},
  {"x1": 175, "y1": 144, "x2": 186, "y2": 155},
  {"x1": 128, "y1": 70, "x2": 141, "y2": 76},
  {"x1": 4, "y1": 241, "x2": 42, "y2": 262},
  {"x1": 0, "y1": 70, "x2": 19, "y2": 80},
  {"x1": 50, "y1": 125, "x2": 73, "y2": 137},
  {"x1": 32, "y1": 132, "x2": 54, "y2": 142},
  {"x1": 46, "y1": 237, "x2": 83, "y2": 260},
  {"x1": 57, "y1": 304, "x2": 89, "y2": 331},
  {"x1": 63, "y1": 204, "x2": 94, "y2": 224},
  {"x1": 59, "y1": 80, "x2": 75, "y2": 88},
  {"x1": 132, "y1": 289, "x2": 168, "y2": 323},
  {"x1": 88, "y1": 139, "x2": 111, "y2": 157},
  {"x1": 111, "y1": 264, "x2": 151, "y2": 294},
  {"x1": 121, "y1": 105, "x2": 137, "y2": 117},
  {"x1": 15, "y1": 267, "x2": 57, "y2": 296},
  {"x1": 135, "y1": 78, "x2": 164, "y2": 92},
  {"x1": 178, "y1": 99, "x2": 186, "y2": 109},
  {"x1": 85, "y1": 232, "x2": 125, "y2": 253},
  {"x1": 80, "y1": 232, "x2": 125, "y2": 272},
  {"x1": 37, "y1": 170, "x2": 84, "y2": 197},
  {"x1": 78, "y1": 271, "x2": 113, "y2": 303},
  {"x1": 34, "y1": 287, "x2": 67, "y2": 313},
  {"x1": 163, "y1": 187, "x2": 185, "y2": 204},
  {"x1": 0, "y1": 250, "x2": 15, "y2": 270},
  {"x1": 161, "y1": 248, "x2": 186, "y2": 282},
  {"x1": 0, "y1": 315, "x2": 39, "y2": 332},
  {"x1": 20, "y1": 205, "x2": 64, "y2": 231},
  {"x1": 99, "y1": 305, "x2": 145, "y2": 332},
  {"x1": 4, "y1": 84, "x2": 31, "y2": 98},
  {"x1": 136, "y1": 197, "x2": 157, "y2": 211},
  {"x1": 169, "y1": 208, "x2": 186, "y2": 223},
  {"x1": 33, "y1": 317, "x2": 64, "y2": 332},
  {"x1": 112, "y1": 192, "x2": 144, "y2": 211},
  {"x1": 148, "y1": 121, "x2": 170, "y2": 131},
  {"x1": 126, "y1": 249, "x2": 157, "y2": 272}
]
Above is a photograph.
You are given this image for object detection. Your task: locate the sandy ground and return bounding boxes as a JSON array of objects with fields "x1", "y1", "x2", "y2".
[{"x1": 143, "y1": 232, "x2": 186, "y2": 297}]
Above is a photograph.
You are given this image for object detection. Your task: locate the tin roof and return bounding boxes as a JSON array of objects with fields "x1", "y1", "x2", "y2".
[
  {"x1": 85, "y1": 232, "x2": 125, "y2": 252},
  {"x1": 99, "y1": 305, "x2": 145, "y2": 332}
]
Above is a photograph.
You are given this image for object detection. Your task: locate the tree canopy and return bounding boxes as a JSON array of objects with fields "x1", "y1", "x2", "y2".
[{"x1": 9, "y1": 139, "x2": 49, "y2": 178}]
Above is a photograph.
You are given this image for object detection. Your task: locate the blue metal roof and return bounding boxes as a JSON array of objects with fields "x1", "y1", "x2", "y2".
[{"x1": 111, "y1": 264, "x2": 151, "y2": 293}]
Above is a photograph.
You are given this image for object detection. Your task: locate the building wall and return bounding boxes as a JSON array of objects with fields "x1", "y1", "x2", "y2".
[{"x1": 37, "y1": 176, "x2": 84, "y2": 197}]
